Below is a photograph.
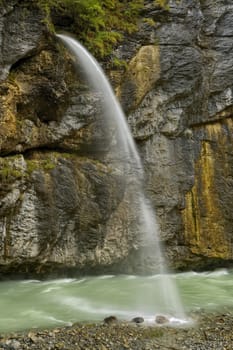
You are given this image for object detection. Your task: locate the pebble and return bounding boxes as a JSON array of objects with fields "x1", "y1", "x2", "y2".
[
  {"x1": 131, "y1": 317, "x2": 144, "y2": 324},
  {"x1": 155, "y1": 315, "x2": 169, "y2": 324},
  {"x1": 0, "y1": 311, "x2": 232, "y2": 349},
  {"x1": 103, "y1": 316, "x2": 118, "y2": 325}
]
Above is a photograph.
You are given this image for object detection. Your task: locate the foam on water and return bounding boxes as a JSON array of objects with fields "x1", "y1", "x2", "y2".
[
  {"x1": 58, "y1": 296, "x2": 134, "y2": 319},
  {"x1": 43, "y1": 278, "x2": 77, "y2": 284},
  {"x1": 0, "y1": 271, "x2": 232, "y2": 331},
  {"x1": 74, "y1": 278, "x2": 86, "y2": 284},
  {"x1": 41, "y1": 286, "x2": 61, "y2": 294},
  {"x1": 97, "y1": 275, "x2": 115, "y2": 280},
  {"x1": 21, "y1": 280, "x2": 41, "y2": 284},
  {"x1": 204, "y1": 268, "x2": 229, "y2": 277}
]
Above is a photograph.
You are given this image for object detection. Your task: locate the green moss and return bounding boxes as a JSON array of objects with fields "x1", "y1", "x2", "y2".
[
  {"x1": 143, "y1": 18, "x2": 156, "y2": 27},
  {"x1": 26, "y1": 157, "x2": 57, "y2": 175},
  {"x1": 155, "y1": 0, "x2": 170, "y2": 10},
  {"x1": 58, "y1": 152, "x2": 74, "y2": 160},
  {"x1": 0, "y1": 168, "x2": 23, "y2": 181},
  {"x1": 112, "y1": 57, "x2": 127, "y2": 69},
  {"x1": 26, "y1": 160, "x2": 38, "y2": 175},
  {"x1": 55, "y1": 0, "x2": 144, "y2": 58},
  {"x1": 43, "y1": 159, "x2": 56, "y2": 170},
  {"x1": 0, "y1": 156, "x2": 25, "y2": 181}
]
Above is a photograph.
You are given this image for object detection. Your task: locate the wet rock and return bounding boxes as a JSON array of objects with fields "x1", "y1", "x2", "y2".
[
  {"x1": 0, "y1": 0, "x2": 46, "y2": 81},
  {"x1": 0, "y1": 0, "x2": 137, "y2": 278},
  {"x1": 0, "y1": 311, "x2": 233, "y2": 350},
  {"x1": 131, "y1": 317, "x2": 144, "y2": 324},
  {"x1": 155, "y1": 315, "x2": 169, "y2": 324},
  {"x1": 103, "y1": 316, "x2": 118, "y2": 325},
  {"x1": 5, "y1": 340, "x2": 21, "y2": 350},
  {"x1": 118, "y1": 0, "x2": 233, "y2": 272}
]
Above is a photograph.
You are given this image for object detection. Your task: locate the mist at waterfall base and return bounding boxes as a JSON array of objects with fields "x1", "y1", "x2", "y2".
[
  {"x1": 1, "y1": 270, "x2": 233, "y2": 332},
  {"x1": 56, "y1": 33, "x2": 187, "y2": 323}
]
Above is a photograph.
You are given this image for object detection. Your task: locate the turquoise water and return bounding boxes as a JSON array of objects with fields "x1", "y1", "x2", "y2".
[{"x1": 0, "y1": 269, "x2": 232, "y2": 332}]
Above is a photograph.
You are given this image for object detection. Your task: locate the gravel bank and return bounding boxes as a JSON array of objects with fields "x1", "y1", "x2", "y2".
[{"x1": 0, "y1": 311, "x2": 232, "y2": 349}]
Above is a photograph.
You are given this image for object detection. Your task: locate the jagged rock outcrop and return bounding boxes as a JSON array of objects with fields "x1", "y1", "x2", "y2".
[{"x1": 0, "y1": 0, "x2": 233, "y2": 277}]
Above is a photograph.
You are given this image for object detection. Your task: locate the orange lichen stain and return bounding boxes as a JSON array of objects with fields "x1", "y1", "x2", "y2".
[{"x1": 182, "y1": 122, "x2": 232, "y2": 259}]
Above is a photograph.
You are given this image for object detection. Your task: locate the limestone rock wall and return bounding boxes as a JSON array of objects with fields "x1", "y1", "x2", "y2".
[
  {"x1": 0, "y1": 0, "x2": 233, "y2": 277},
  {"x1": 118, "y1": 0, "x2": 233, "y2": 270},
  {"x1": 0, "y1": 0, "x2": 137, "y2": 277}
]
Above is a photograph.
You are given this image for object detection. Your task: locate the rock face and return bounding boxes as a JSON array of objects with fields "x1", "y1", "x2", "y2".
[
  {"x1": 119, "y1": 0, "x2": 233, "y2": 270},
  {"x1": 0, "y1": 0, "x2": 138, "y2": 277},
  {"x1": 0, "y1": 0, "x2": 233, "y2": 277}
]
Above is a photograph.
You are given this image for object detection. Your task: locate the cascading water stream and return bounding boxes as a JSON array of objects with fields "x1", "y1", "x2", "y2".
[
  {"x1": 57, "y1": 34, "x2": 186, "y2": 320},
  {"x1": 57, "y1": 35, "x2": 142, "y2": 170}
]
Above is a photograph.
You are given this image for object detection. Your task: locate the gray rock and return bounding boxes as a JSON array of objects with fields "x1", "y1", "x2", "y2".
[
  {"x1": 131, "y1": 317, "x2": 144, "y2": 324},
  {"x1": 119, "y1": 0, "x2": 233, "y2": 270},
  {"x1": 0, "y1": 0, "x2": 46, "y2": 81},
  {"x1": 155, "y1": 315, "x2": 169, "y2": 324},
  {"x1": 103, "y1": 316, "x2": 118, "y2": 325}
]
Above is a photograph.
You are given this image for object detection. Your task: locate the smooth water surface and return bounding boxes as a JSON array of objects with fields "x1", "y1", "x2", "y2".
[{"x1": 0, "y1": 269, "x2": 233, "y2": 332}]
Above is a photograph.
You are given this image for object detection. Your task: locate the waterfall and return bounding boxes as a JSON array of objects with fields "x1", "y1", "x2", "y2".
[{"x1": 57, "y1": 34, "x2": 185, "y2": 320}]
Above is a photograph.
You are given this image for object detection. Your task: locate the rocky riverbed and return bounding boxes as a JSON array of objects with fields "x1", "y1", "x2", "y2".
[{"x1": 0, "y1": 311, "x2": 232, "y2": 350}]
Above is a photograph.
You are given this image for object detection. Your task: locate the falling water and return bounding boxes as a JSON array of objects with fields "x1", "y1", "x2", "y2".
[{"x1": 57, "y1": 34, "x2": 185, "y2": 320}]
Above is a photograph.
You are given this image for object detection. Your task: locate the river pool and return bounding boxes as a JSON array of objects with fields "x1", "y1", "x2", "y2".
[{"x1": 0, "y1": 269, "x2": 232, "y2": 332}]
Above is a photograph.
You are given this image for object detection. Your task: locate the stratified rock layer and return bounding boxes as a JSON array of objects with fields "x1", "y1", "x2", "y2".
[{"x1": 0, "y1": 0, "x2": 233, "y2": 276}]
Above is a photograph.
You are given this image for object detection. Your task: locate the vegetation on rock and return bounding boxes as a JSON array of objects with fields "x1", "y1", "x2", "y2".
[{"x1": 37, "y1": 0, "x2": 169, "y2": 58}]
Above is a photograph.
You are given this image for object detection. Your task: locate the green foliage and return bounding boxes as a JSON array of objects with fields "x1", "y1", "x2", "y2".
[
  {"x1": 112, "y1": 57, "x2": 127, "y2": 69},
  {"x1": 36, "y1": 0, "x2": 143, "y2": 58},
  {"x1": 26, "y1": 158, "x2": 56, "y2": 174},
  {"x1": 143, "y1": 18, "x2": 156, "y2": 27},
  {"x1": 0, "y1": 168, "x2": 23, "y2": 181},
  {"x1": 38, "y1": 0, "x2": 169, "y2": 58},
  {"x1": 0, "y1": 157, "x2": 24, "y2": 181}
]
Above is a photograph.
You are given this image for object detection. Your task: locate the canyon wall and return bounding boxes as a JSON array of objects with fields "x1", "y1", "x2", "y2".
[{"x1": 0, "y1": 0, "x2": 232, "y2": 277}]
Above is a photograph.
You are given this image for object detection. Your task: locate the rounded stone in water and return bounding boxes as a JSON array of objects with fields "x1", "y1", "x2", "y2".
[
  {"x1": 155, "y1": 315, "x2": 169, "y2": 324},
  {"x1": 131, "y1": 316, "x2": 144, "y2": 324},
  {"x1": 103, "y1": 316, "x2": 118, "y2": 325}
]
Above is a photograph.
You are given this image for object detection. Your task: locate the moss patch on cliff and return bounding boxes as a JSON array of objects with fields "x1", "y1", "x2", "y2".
[
  {"x1": 0, "y1": 162, "x2": 23, "y2": 182},
  {"x1": 0, "y1": 156, "x2": 26, "y2": 196},
  {"x1": 26, "y1": 153, "x2": 57, "y2": 175}
]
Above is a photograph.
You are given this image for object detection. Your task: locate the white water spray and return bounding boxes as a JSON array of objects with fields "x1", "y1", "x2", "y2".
[{"x1": 57, "y1": 34, "x2": 185, "y2": 320}]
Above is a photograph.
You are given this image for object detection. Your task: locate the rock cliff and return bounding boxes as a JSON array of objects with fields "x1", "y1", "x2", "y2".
[{"x1": 0, "y1": 0, "x2": 233, "y2": 277}]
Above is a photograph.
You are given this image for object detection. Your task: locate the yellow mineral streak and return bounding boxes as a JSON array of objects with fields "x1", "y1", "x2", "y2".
[
  {"x1": 182, "y1": 121, "x2": 232, "y2": 259},
  {"x1": 205, "y1": 123, "x2": 222, "y2": 141},
  {"x1": 0, "y1": 80, "x2": 22, "y2": 144}
]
